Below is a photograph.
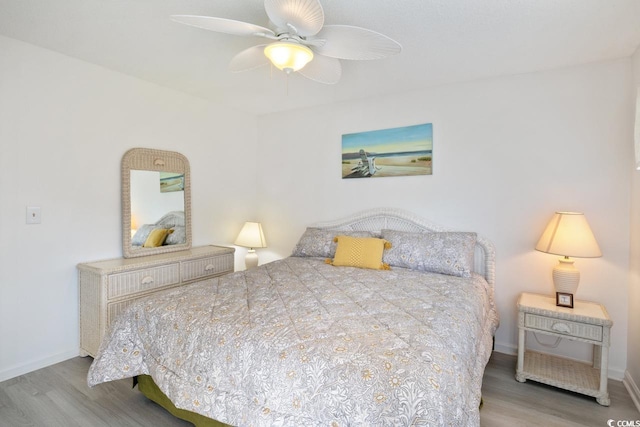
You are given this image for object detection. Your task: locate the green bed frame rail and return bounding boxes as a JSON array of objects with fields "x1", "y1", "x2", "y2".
[{"x1": 135, "y1": 375, "x2": 231, "y2": 427}]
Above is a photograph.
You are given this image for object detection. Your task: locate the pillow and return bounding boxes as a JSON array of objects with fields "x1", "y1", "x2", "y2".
[
  {"x1": 328, "y1": 235, "x2": 391, "y2": 270},
  {"x1": 164, "y1": 226, "x2": 186, "y2": 245},
  {"x1": 131, "y1": 224, "x2": 156, "y2": 246},
  {"x1": 142, "y1": 228, "x2": 173, "y2": 248},
  {"x1": 381, "y1": 229, "x2": 476, "y2": 277},
  {"x1": 155, "y1": 211, "x2": 185, "y2": 228},
  {"x1": 291, "y1": 228, "x2": 376, "y2": 258}
]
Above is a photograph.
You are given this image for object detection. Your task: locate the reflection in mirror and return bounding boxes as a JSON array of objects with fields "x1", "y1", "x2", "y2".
[
  {"x1": 122, "y1": 148, "x2": 191, "y2": 258},
  {"x1": 130, "y1": 170, "x2": 186, "y2": 247}
]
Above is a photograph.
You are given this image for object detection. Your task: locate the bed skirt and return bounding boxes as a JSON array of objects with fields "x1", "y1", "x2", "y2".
[{"x1": 135, "y1": 375, "x2": 230, "y2": 427}]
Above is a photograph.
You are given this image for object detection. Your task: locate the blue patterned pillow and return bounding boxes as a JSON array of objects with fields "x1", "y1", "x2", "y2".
[
  {"x1": 381, "y1": 229, "x2": 477, "y2": 277},
  {"x1": 292, "y1": 228, "x2": 376, "y2": 258}
]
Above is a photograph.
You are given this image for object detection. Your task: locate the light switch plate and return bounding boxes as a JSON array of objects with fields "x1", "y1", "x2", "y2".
[{"x1": 26, "y1": 206, "x2": 41, "y2": 224}]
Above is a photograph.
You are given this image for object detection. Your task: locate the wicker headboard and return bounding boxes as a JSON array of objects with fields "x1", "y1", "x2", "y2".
[{"x1": 313, "y1": 208, "x2": 496, "y2": 287}]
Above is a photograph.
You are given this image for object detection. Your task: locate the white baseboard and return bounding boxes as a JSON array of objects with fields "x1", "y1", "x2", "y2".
[
  {"x1": 624, "y1": 370, "x2": 640, "y2": 413},
  {"x1": 0, "y1": 350, "x2": 79, "y2": 383},
  {"x1": 494, "y1": 341, "x2": 517, "y2": 355}
]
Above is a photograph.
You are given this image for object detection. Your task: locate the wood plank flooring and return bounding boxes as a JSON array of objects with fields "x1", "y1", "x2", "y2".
[
  {"x1": 481, "y1": 352, "x2": 639, "y2": 426},
  {"x1": 0, "y1": 352, "x2": 637, "y2": 426}
]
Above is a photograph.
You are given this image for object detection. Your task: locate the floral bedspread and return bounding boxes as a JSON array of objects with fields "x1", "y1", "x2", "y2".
[{"x1": 88, "y1": 257, "x2": 498, "y2": 426}]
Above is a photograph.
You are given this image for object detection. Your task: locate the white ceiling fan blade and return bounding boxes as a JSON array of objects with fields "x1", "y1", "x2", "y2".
[
  {"x1": 171, "y1": 15, "x2": 275, "y2": 38},
  {"x1": 229, "y1": 45, "x2": 269, "y2": 72},
  {"x1": 264, "y1": 0, "x2": 324, "y2": 36},
  {"x1": 298, "y1": 54, "x2": 341, "y2": 84},
  {"x1": 313, "y1": 25, "x2": 401, "y2": 60}
]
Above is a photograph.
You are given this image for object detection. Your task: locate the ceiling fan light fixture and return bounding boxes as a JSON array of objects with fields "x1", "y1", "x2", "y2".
[
  {"x1": 264, "y1": 42, "x2": 314, "y2": 73},
  {"x1": 172, "y1": 0, "x2": 402, "y2": 84}
]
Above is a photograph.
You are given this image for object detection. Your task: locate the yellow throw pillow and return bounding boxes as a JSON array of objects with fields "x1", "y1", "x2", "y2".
[
  {"x1": 328, "y1": 235, "x2": 391, "y2": 270},
  {"x1": 142, "y1": 228, "x2": 173, "y2": 248}
]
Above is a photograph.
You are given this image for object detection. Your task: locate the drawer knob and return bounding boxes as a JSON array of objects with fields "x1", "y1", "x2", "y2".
[
  {"x1": 141, "y1": 276, "x2": 154, "y2": 285},
  {"x1": 204, "y1": 264, "x2": 215, "y2": 272},
  {"x1": 551, "y1": 322, "x2": 571, "y2": 334}
]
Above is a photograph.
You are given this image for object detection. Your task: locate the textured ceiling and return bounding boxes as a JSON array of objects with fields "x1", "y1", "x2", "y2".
[{"x1": 1, "y1": 0, "x2": 640, "y2": 115}]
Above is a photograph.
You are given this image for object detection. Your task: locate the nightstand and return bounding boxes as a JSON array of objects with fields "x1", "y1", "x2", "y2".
[{"x1": 515, "y1": 292, "x2": 613, "y2": 405}]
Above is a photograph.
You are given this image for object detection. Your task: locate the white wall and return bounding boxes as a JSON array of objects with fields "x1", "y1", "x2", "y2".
[
  {"x1": 256, "y1": 59, "x2": 633, "y2": 379},
  {"x1": 1, "y1": 33, "x2": 636, "y2": 387},
  {"x1": 0, "y1": 35, "x2": 258, "y2": 381},
  {"x1": 627, "y1": 46, "x2": 640, "y2": 407},
  {"x1": 130, "y1": 170, "x2": 184, "y2": 226}
]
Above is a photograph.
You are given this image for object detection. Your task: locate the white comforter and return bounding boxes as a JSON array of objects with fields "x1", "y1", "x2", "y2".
[{"x1": 88, "y1": 257, "x2": 498, "y2": 426}]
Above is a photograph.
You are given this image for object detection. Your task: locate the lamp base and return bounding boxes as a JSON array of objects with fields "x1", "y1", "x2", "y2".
[
  {"x1": 553, "y1": 257, "x2": 580, "y2": 294},
  {"x1": 245, "y1": 249, "x2": 259, "y2": 270}
]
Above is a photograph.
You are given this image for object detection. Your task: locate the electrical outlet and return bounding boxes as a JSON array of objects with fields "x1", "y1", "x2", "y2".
[{"x1": 26, "y1": 206, "x2": 41, "y2": 224}]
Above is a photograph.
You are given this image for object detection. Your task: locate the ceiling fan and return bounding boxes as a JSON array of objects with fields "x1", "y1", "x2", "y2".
[{"x1": 171, "y1": 0, "x2": 402, "y2": 84}]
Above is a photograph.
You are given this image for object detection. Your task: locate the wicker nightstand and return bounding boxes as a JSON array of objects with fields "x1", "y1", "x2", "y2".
[{"x1": 515, "y1": 292, "x2": 613, "y2": 405}]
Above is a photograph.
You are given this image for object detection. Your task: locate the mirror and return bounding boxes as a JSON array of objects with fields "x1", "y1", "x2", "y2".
[{"x1": 122, "y1": 148, "x2": 192, "y2": 258}]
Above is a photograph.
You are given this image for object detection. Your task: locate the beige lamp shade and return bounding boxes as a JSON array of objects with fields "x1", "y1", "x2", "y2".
[
  {"x1": 535, "y1": 212, "x2": 601, "y2": 296},
  {"x1": 235, "y1": 222, "x2": 266, "y2": 270},
  {"x1": 535, "y1": 212, "x2": 601, "y2": 258},
  {"x1": 130, "y1": 214, "x2": 139, "y2": 238},
  {"x1": 234, "y1": 222, "x2": 267, "y2": 249}
]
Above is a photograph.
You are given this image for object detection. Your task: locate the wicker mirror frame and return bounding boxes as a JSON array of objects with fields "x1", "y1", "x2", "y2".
[{"x1": 122, "y1": 148, "x2": 192, "y2": 258}]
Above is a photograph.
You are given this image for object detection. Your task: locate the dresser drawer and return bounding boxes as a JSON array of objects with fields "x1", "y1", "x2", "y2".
[
  {"x1": 524, "y1": 313, "x2": 603, "y2": 342},
  {"x1": 107, "y1": 294, "x2": 154, "y2": 325},
  {"x1": 108, "y1": 263, "x2": 180, "y2": 299},
  {"x1": 182, "y1": 254, "x2": 233, "y2": 282}
]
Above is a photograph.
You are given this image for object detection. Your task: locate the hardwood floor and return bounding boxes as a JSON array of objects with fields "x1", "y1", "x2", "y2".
[
  {"x1": 0, "y1": 356, "x2": 190, "y2": 427},
  {"x1": 481, "y1": 352, "x2": 639, "y2": 426},
  {"x1": 0, "y1": 352, "x2": 637, "y2": 426}
]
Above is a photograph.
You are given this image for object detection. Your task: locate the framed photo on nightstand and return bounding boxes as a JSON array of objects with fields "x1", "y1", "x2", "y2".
[{"x1": 556, "y1": 292, "x2": 574, "y2": 308}]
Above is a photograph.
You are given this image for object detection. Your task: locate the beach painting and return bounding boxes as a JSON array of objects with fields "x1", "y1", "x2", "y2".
[
  {"x1": 342, "y1": 123, "x2": 433, "y2": 179},
  {"x1": 159, "y1": 172, "x2": 185, "y2": 193}
]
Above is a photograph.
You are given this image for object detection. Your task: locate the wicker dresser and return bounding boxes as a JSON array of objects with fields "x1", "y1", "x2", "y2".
[
  {"x1": 515, "y1": 292, "x2": 613, "y2": 405},
  {"x1": 78, "y1": 245, "x2": 234, "y2": 357}
]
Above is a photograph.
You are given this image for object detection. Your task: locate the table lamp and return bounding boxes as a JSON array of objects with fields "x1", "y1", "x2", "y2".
[
  {"x1": 234, "y1": 221, "x2": 267, "y2": 269},
  {"x1": 535, "y1": 212, "x2": 601, "y2": 298}
]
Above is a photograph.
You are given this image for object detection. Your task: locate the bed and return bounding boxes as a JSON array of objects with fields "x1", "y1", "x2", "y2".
[
  {"x1": 88, "y1": 208, "x2": 499, "y2": 426},
  {"x1": 131, "y1": 210, "x2": 187, "y2": 247}
]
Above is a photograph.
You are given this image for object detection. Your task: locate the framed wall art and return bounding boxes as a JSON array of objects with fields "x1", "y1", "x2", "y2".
[
  {"x1": 342, "y1": 123, "x2": 433, "y2": 179},
  {"x1": 159, "y1": 172, "x2": 185, "y2": 193}
]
